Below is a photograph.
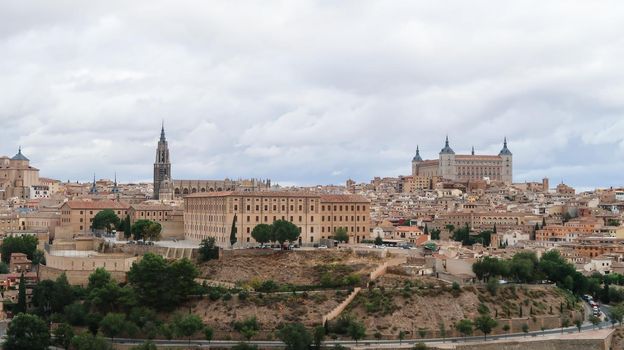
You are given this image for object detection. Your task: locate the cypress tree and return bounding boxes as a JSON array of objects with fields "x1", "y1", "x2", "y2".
[
  {"x1": 424, "y1": 224, "x2": 429, "y2": 235},
  {"x1": 16, "y1": 271, "x2": 26, "y2": 314},
  {"x1": 229, "y1": 214, "x2": 238, "y2": 248},
  {"x1": 123, "y1": 215, "x2": 132, "y2": 239}
]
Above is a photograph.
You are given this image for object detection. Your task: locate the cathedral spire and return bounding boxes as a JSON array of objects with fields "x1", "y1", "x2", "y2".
[
  {"x1": 89, "y1": 173, "x2": 98, "y2": 194},
  {"x1": 412, "y1": 145, "x2": 423, "y2": 162},
  {"x1": 471, "y1": 146, "x2": 475, "y2": 155},
  {"x1": 160, "y1": 121, "x2": 166, "y2": 142}
]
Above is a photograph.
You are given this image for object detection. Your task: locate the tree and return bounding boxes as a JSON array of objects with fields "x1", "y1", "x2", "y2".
[
  {"x1": 100, "y1": 313, "x2": 126, "y2": 342},
  {"x1": 144, "y1": 221, "x2": 162, "y2": 241},
  {"x1": 398, "y1": 330, "x2": 406, "y2": 344},
  {"x1": 277, "y1": 323, "x2": 313, "y2": 350},
  {"x1": 92, "y1": 209, "x2": 121, "y2": 233},
  {"x1": 430, "y1": 228, "x2": 441, "y2": 240},
  {"x1": 198, "y1": 237, "x2": 220, "y2": 262},
  {"x1": 16, "y1": 271, "x2": 27, "y2": 314},
  {"x1": 424, "y1": 224, "x2": 429, "y2": 235},
  {"x1": 70, "y1": 332, "x2": 111, "y2": 350},
  {"x1": 418, "y1": 328, "x2": 428, "y2": 339},
  {"x1": 0, "y1": 261, "x2": 8, "y2": 273},
  {"x1": 590, "y1": 315, "x2": 601, "y2": 329},
  {"x1": 234, "y1": 316, "x2": 260, "y2": 340},
  {"x1": 204, "y1": 326, "x2": 214, "y2": 343},
  {"x1": 502, "y1": 324, "x2": 510, "y2": 337},
  {"x1": 53, "y1": 323, "x2": 75, "y2": 350},
  {"x1": 445, "y1": 224, "x2": 455, "y2": 237},
  {"x1": 347, "y1": 319, "x2": 366, "y2": 344},
  {"x1": 122, "y1": 215, "x2": 132, "y2": 239},
  {"x1": 574, "y1": 319, "x2": 582, "y2": 333},
  {"x1": 561, "y1": 318, "x2": 570, "y2": 333},
  {"x1": 173, "y1": 313, "x2": 205, "y2": 345},
  {"x1": 521, "y1": 323, "x2": 529, "y2": 336},
  {"x1": 230, "y1": 214, "x2": 238, "y2": 247},
  {"x1": 251, "y1": 224, "x2": 272, "y2": 245},
  {"x1": 127, "y1": 253, "x2": 198, "y2": 310},
  {"x1": 455, "y1": 319, "x2": 473, "y2": 338},
  {"x1": 609, "y1": 304, "x2": 624, "y2": 327},
  {"x1": 1, "y1": 235, "x2": 38, "y2": 263},
  {"x1": 374, "y1": 235, "x2": 383, "y2": 246},
  {"x1": 272, "y1": 219, "x2": 300, "y2": 246},
  {"x1": 32, "y1": 249, "x2": 45, "y2": 265},
  {"x1": 313, "y1": 325, "x2": 326, "y2": 349},
  {"x1": 131, "y1": 220, "x2": 152, "y2": 240},
  {"x1": 474, "y1": 315, "x2": 497, "y2": 340},
  {"x1": 334, "y1": 227, "x2": 349, "y2": 243},
  {"x1": 4, "y1": 313, "x2": 50, "y2": 350}
]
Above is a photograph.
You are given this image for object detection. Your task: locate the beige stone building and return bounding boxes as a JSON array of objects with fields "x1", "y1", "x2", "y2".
[
  {"x1": 129, "y1": 203, "x2": 184, "y2": 239},
  {"x1": 57, "y1": 200, "x2": 130, "y2": 238},
  {"x1": 184, "y1": 191, "x2": 370, "y2": 247},
  {"x1": 411, "y1": 137, "x2": 513, "y2": 184},
  {"x1": 0, "y1": 148, "x2": 40, "y2": 200}
]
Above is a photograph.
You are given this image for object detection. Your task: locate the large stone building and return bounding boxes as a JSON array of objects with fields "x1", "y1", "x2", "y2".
[
  {"x1": 184, "y1": 191, "x2": 370, "y2": 247},
  {"x1": 57, "y1": 200, "x2": 130, "y2": 238},
  {"x1": 411, "y1": 137, "x2": 513, "y2": 184},
  {"x1": 152, "y1": 126, "x2": 271, "y2": 200},
  {"x1": 0, "y1": 148, "x2": 40, "y2": 200}
]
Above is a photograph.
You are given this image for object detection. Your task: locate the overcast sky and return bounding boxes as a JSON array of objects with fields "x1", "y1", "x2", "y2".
[{"x1": 1, "y1": 1, "x2": 624, "y2": 189}]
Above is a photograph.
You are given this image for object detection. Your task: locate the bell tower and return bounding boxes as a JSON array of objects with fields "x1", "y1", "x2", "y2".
[{"x1": 153, "y1": 123, "x2": 171, "y2": 199}]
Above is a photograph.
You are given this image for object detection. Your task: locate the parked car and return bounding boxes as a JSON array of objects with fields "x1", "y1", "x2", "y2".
[{"x1": 318, "y1": 245, "x2": 328, "y2": 249}]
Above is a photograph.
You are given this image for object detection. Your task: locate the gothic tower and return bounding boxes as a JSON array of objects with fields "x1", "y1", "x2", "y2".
[
  {"x1": 153, "y1": 123, "x2": 171, "y2": 199},
  {"x1": 411, "y1": 145, "x2": 423, "y2": 176}
]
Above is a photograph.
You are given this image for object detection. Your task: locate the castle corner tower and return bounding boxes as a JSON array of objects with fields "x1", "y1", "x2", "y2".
[
  {"x1": 498, "y1": 137, "x2": 513, "y2": 185},
  {"x1": 153, "y1": 123, "x2": 171, "y2": 199}
]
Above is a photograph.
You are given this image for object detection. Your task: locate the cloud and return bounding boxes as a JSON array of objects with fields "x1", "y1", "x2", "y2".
[{"x1": 1, "y1": 0, "x2": 624, "y2": 189}]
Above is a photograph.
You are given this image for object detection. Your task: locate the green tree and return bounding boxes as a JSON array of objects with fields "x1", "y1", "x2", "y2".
[
  {"x1": 418, "y1": 328, "x2": 427, "y2": 339},
  {"x1": 251, "y1": 224, "x2": 272, "y2": 244},
  {"x1": 590, "y1": 315, "x2": 601, "y2": 329},
  {"x1": 430, "y1": 228, "x2": 441, "y2": 240},
  {"x1": 609, "y1": 304, "x2": 624, "y2": 326},
  {"x1": 445, "y1": 224, "x2": 455, "y2": 238},
  {"x1": 127, "y1": 253, "x2": 198, "y2": 310},
  {"x1": 204, "y1": 326, "x2": 214, "y2": 343},
  {"x1": 334, "y1": 227, "x2": 349, "y2": 243},
  {"x1": 70, "y1": 332, "x2": 111, "y2": 350},
  {"x1": 398, "y1": 330, "x2": 406, "y2": 343},
  {"x1": 347, "y1": 319, "x2": 366, "y2": 344},
  {"x1": 277, "y1": 322, "x2": 313, "y2": 350},
  {"x1": 272, "y1": 219, "x2": 301, "y2": 246},
  {"x1": 32, "y1": 249, "x2": 45, "y2": 265},
  {"x1": 144, "y1": 221, "x2": 162, "y2": 241},
  {"x1": 234, "y1": 316, "x2": 260, "y2": 340},
  {"x1": 173, "y1": 313, "x2": 205, "y2": 345},
  {"x1": 122, "y1": 215, "x2": 132, "y2": 239},
  {"x1": 100, "y1": 313, "x2": 126, "y2": 342},
  {"x1": 198, "y1": 237, "x2": 220, "y2": 261},
  {"x1": 1, "y1": 235, "x2": 38, "y2": 263},
  {"x1": 374, "y1": 235, "x2": 383, "y2": 246},
  {"x1": 502, "y1": 324, "x2": 510, "y2": 337},
  {"x1": 313, "y1": 325, "x2": 326, "y2": 349},
  {"x1": 92, "y1": 209, "x2": 120, "y2": 233},
  {"x1": 4, "y1": 313, "x2": 50, "y2": 350},
  {"x1": 53, "y1": 323, "x2": 75, "y2": 350},
  {"x1": 131, "y1": 219, "x2": 152, "y2": 240},
  {"x1": 561, "y1": 317, "x2": 570, "y2": 333},
  {"x1": 474, "y1": 315, "x2": 497, "y2": 340},
  {"x1": 574, "y1": 319, "x2": 582, "y2": 332},
  {"x1": 521, "y1": 323, "x2": 529, "y2": 336},
  {"x1": 32, "y1": 279, "x2": 55, "y2": 316},
  {"x1": 230, "y1": 214, "x2": 238, "y2": 247},
  {"x1": 15, "y1": 271, "x2": 27, "y2": 314},
  {"x1": 0, "y1": 261, "x2": 9, "y2": 273},
  {"x1": 455, "y1": 319, "x2": 473, "y2": 338}
]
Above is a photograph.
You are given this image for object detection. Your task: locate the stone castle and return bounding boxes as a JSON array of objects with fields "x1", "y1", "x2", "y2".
[{"x1": 411, "y1": 137, "x2": 513, "y2": 184}]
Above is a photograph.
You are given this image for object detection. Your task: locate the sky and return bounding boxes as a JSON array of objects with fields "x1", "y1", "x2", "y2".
[{"x1": 1, "y1": 1, "x2": 624, "y2": 189}]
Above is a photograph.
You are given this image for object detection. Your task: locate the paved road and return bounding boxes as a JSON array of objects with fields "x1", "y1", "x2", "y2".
[{"x1": 112, "y1": 320, "x2": 616, "y2": 348}]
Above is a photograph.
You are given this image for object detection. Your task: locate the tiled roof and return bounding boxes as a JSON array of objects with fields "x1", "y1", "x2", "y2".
[
  {"x1": 63, "y1": 200, "x2": 130, "y2": 210},
  {"x1": 185, "y1": 191, "x2": 319, "y2": 198},
  {"x1": 320, "y1": 194, "x2": 370, "y2": 203}
]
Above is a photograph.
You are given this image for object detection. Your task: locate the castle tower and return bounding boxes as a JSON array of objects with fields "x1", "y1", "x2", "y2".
[
  {"x1": 411, "y1": 145, "x2": 423, "y2": 176},
  {"x1": 498, "y1": 137, "x2": 513, "y2": 184},
  {"x1": 153, "y1": 123, "x2": 171, "y2": 199},
  {"x1": 439, "y1": 136, "x2": 456, "y2": 180}
]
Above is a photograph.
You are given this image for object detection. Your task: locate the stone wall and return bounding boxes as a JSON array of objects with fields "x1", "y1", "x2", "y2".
[
  {"x1": 322, "y1": 287, "x2": 361, "y2": 324},
  {"x1": 39, "y1": 265, "x2": 128, "y2": 286}
]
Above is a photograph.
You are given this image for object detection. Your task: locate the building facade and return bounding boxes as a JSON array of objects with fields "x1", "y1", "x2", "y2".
[
  {"x1": 0, "y1": 148, "x2": 40, "y2": 200},
  {"x1": 184, "y1": 191, "x2": 370, "y2": 247},
  {"x1": 58, "y1": 200, "x2": 130, "y2": 237},
  {"x1": 152, "y1": 126, "x2": 271, "y2": 200},
  {"x1": 411, "y1": 137, "x2": 513, "y2": 184}
]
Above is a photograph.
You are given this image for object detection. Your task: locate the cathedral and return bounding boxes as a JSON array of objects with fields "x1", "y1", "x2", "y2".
[
  {"x1": 153, "y1": 125, "x2": 271, "y2": 200},
  {"x1": 411, "y1": 137, "x2": 513, "y2": 184},
  {"x1": 0, "y1": 148, "x2": 40, "y2": 200}
]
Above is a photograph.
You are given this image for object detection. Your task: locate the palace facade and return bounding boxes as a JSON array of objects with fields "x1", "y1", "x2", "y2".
[
  {"x1": 184, "y1": 191, "x2": 370, "y2": 247},
  {"x1": 411, "y1": 137, "x2": 513, "y2": 184}
]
